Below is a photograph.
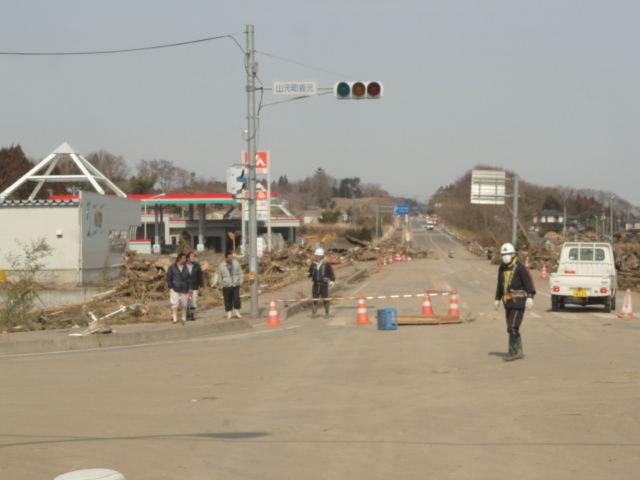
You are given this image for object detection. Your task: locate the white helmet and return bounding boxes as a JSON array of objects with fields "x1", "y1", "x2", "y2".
[
  {"x1": 500, "y1": 243, "x2": 516, "y2": 255},
  {"x1": 314, "y1": 248, "x2": 325, "y2": 256}
]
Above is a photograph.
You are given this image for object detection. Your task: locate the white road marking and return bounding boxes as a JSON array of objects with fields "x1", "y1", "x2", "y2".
[
  {"x1": 529, "y1": 312, "x2": 542, "y2": 318},
  {"x1": 537, "y1": 291, "x2": 551, "y2": 297},
  {"x1": 353, "y1": 282, "x2": 370, "y2": 294}
]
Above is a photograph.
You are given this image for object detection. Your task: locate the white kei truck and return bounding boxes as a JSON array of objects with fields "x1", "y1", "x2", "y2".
[{"x1": 549, "y1": 242, "x2": 618, "y2": 313}]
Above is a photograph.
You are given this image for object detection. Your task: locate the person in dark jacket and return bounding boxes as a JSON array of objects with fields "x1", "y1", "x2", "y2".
[
  {"x1": 307, "y1": 248, "x2": 336, "y2": 318},
  {"x1": 167, "y1": 253, "x2": 190, "y2": 324},
  {"x1": 494, "y1": 242, "x2": 536, "y2": 361},
  {"x1": 186, "y1": 251, "x2": 204, "y2": 321}
]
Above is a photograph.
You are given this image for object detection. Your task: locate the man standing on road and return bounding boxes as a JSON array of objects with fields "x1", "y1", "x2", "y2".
[
  {"x1": 307, "y1": 248, "x2": 336, "y2": 318},
  {"x1": 495, "y1": 242, "x2": 536, "y2": 361},
  {"x1": 167, "y1": 253, "x2": 191, "y2": 325},
  {"x1": 218, "y1": 251, "x2": 243, "y2": 319},
  {"x1": 186, "y1": 251, "x2": 204, "y2": 321}
]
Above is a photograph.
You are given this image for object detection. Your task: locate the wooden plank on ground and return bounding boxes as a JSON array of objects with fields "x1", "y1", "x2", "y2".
[{"x1": 397, "y1": 315, "x2": 463, "y2": 325}]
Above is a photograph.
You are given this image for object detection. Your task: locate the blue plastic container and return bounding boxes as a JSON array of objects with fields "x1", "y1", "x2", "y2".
[{"x1": 377, "y1": 308, "x2": 398, "y2": 330}]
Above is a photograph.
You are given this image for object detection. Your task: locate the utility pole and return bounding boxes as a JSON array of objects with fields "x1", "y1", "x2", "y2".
[
  {"x1": 610, "y1": 196, "x2": 614, "y2": 240},
  {"x1": 246, "y1": 25, "x2": 259, "y2": 317},
  {"x1": 511, "y1": 175, "x2": 519, "y2": 245}
]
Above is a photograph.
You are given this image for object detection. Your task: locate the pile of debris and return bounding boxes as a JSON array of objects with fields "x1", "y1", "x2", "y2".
[
  {"x1": 119, "y1": 250, "x2": 224, "y2": 310},
  {"x1": 18, "y1": 235, "x2": 425, "y2": 333},
  {"x1": 613, "y1": 242, "x2": 640, "y2": 290}
]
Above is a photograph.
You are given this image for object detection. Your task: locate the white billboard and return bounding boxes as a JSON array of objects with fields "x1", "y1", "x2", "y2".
[{"x1": 471, "y1": 170, "x2": 506, "y2": 205}]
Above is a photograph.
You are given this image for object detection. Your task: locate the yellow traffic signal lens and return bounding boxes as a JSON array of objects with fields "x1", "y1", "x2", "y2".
[{"x1": 352, "y1": 82, "x2": 366, "y2": 97}]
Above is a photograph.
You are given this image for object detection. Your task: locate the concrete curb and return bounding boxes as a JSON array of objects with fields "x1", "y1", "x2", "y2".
[{"x1": 0, "y1": 318, "x2": 251, "y2": 356}]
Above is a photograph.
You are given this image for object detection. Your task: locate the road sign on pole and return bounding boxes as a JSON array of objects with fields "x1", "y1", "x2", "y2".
[
  {"x1": 471, "y1": 170, "x2": 506, "y2": 205},
  {"x1": 243, "y1": 151, "x2": 269, "y2": 175},
  {"x1": 393, "y1": 204, "x2": 410, "y2": 215}
]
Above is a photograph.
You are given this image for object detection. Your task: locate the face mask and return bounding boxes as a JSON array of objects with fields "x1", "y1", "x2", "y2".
[{"x1": 501, "y1": 254, "x2": 513, "y2": 264}]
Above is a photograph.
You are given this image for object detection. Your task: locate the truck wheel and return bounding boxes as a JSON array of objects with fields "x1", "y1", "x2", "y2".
[
  {"x1": 604, "y1": 297, "x2": 611, "y2": 313},
  {"x1": 611, "y1": 294, "x2": 616, "y2": 311},
  {"x1": 552, "y1": 295, "x2": 559, "y2": 312}
]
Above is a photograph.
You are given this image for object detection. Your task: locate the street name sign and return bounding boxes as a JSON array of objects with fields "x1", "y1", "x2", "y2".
[{"x1": 273, "y1": 81, "x2": 317, "y2": 96}]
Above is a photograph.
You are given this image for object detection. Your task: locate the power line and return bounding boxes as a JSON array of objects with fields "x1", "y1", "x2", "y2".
[
  {"x1": 255, "y1": 50, "x2": 358, "y2": 80},
  {"x1": 0, "y1": 33, "x2": 246, "y2": 56}
]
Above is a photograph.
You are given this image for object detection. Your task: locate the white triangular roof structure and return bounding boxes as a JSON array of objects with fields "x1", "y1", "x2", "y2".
[{"x1": 0, "y1": 142, "x2": 127, "y2": 200}]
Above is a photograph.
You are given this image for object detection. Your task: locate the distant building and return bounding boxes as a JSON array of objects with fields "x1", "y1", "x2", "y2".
[
  {"x1": 533, "y1": 209, "x2": 564, "y2": 226},
  {"x1": 532, "y1": 209, "x2": 579, "y2": 231},
  {"x1": 301, "y1": 212, "x2": 322, "y2": 224},
  {"x1": 624, "y1": 218, "x2": 640, "y2": 233}
]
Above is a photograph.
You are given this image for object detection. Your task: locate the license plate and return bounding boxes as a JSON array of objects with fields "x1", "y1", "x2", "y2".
[{"x1": 573, "y1": 289, "x2": 587, "y2": 297}]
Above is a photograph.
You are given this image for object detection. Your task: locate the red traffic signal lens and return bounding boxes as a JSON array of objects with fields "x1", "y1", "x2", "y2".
[
  {"x1": 367, "y1": 82, "x2": 381, "y2": 97},
  {"x1": 352, "y1": 82, "x2": 366, "y2": 97}
]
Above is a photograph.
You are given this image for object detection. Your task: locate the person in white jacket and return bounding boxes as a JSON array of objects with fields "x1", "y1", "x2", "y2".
[{"x1": 218, "y1": 251, "x2": 244, "y2": 319}]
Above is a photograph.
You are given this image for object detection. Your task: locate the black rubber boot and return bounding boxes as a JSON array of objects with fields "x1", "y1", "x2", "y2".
[
  {"x1": 311, "y1": 302, "x2": 317, "y2": 318},
  {"x1": 324, "y1": 303, "x2": 331, "y2": 317},
  {"x1": 514, "y1": 337, "x2": 524, "y2": 359},
  {"x1": 503, "y1": 339, "x2": 519, "y2": 362}
]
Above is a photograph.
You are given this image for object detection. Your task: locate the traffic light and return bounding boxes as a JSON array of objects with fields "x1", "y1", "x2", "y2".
[
  {"x1": 334, "y1": 81, "x2": 383, "y2": 99},
  {"x1": 226, "y1": 167, "x2": 245, "y2": 195}
]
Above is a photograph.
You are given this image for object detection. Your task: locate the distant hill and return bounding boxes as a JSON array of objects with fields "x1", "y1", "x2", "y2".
[{"x1": 430, "y1": 167, "x2": 639, "y2": 247}]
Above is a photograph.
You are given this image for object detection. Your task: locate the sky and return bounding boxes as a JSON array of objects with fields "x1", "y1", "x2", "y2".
[{"x1": 1, "y1": 1, "x2": 639, "y2": 208}]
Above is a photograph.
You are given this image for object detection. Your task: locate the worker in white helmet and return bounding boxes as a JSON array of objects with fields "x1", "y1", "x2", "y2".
[
  {"x1": 307, "y1": 248, "x2": 336, "y2": 318},
  {"x1": 494, "y1": 242, "x2": 536, "y2": 361}
]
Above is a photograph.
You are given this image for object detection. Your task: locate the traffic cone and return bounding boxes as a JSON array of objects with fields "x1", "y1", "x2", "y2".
[
  {"x1": 421, "y1": 289, "x2": 434, "y2": 316},
  {"x1": 266, "y1": 298, "x2": 281, "y2": 326},
  {"x1": 618, "y1": 289, "x2": 634, "y2": 319},
  {"x1": 447, "y1": 290, "x2": 460, "y2": 318},
  {"x1": 401, "y1": 254, "x2": 406, "y2": 262},
  {"x1": 389, "y1": 256, "x2": 394, "y2": 264},
  {"x1": 355, "y1": 293, "x2": 371, "y2": 325},
  {"x1": 383, "y1": 257, "x2": 387, "y2": 267},
  {"x1": 540, "y1": 264, "x2": 548, "y2": 280}
]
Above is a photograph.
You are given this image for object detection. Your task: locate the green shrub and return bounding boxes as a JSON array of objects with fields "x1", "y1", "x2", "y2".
[
  {"x1": 318, "y1": 209, "x2": 342, "y2": 224},
  {"x1": 346, "y1": 227, "x2": 373, "y2": 242},
  {"x1": 0, "y1": 238, "x2": 54, "y2": 330}
]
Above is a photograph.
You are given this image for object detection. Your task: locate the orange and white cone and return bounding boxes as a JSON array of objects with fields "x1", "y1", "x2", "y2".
[
  {"x1": 447, "y1": 290, "x2": 460, "y2": 318},
  {"x1": 266, "y1": 298, "x2": 281, "y2": 327},
  {"x1": 618, "y1": 289, "x2": 634, "y2": 319},
  {"x1": 383, "y1": 257, "x2": 387, "y2": 267},
  {"x1": 540, "y1": 264, "x2": 548, "y2": 279},
  {"x1": 389, "y1": 256, "x2": 394, "y2": 265},
  {"x1": 401, "y1": 254, "x2": 406, "y2": 262},
  {"x1": 355, "y1": 293, "x2": 371, "y2": 325},
  {"x1": 421, "y1": 289, "x2": 434, "y2": 316}
]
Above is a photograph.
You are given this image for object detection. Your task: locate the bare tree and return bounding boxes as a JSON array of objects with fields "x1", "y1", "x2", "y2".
[
  {"x1": 137, "y1": 159, "x2": 177, "y2": 192},
  {"x1": 85, "y1": 150, "x2": 129, "y2": 181}
]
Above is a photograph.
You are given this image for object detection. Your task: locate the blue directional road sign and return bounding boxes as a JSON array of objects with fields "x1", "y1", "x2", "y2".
[{"x1": 393, "y1": 204, "x2": 410, "y2": 215}]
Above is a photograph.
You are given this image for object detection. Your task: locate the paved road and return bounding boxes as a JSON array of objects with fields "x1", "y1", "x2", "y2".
[{"x1": 2, "y1": 223, "x2": 639, "y2": 480}]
